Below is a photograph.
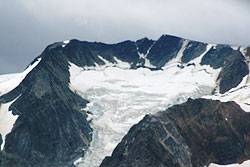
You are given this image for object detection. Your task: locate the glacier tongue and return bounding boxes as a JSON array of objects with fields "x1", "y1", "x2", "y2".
[{"x1": 75, "y1": 87, "x2": 213, "y2": 167}]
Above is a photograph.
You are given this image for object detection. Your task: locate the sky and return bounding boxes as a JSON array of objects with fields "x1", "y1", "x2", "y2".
[{"x1": 0, "y1": 0, "x2": 250, "y2": 74}]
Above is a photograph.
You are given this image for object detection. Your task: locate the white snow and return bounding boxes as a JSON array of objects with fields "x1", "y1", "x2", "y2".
[
  {"x1": 208, "y1": 160, "x2": 250, "y2": 167},
  {"x1": 113, "y1": 57, "x2": 131, "y2": 69},
  {"x1": 240, "y1": 47, "x2": 249, "y2": 58},
  {"x1": 231, "y1": 46, "x2": 239, "y2": 51},
  {"x1": 0, "y1": 97, "x2": 20, "y2": 150},
  {"x1": 137, "y1": 42, "x2": 156, "y2": 68},
  {"x1": 69, "y1": 51, "x2": 221, "y2": 167},
  {"x1": 0, "y1": 58, "x2": 41, "y2": 96},
  {"x1": 74, "y1": 157, "x2": 84, "y2": 166},
  {"x1": 62, "y1": 40, "x2": 70, "y2": 47}
]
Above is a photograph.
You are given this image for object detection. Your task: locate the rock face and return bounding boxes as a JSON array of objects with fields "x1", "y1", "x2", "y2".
[
  {"x1": 147, "y1": 35, "x2": 184, "y2": 67},
  {"x1": 201, "y1": 45, "x2": 248, "y2": 94},
  {"x1": 0, "y1": 34, "x2": 249, "y2": 166},
  {"x1": 0, "y1": 48, "x2": 92, "y2": 167},
  {"x1": 181, "y1": 41, "x2": 207, "y2": 63},
  {"x1": 100, "y1": 99, "x2": 250, "y2": 167},
  {"x1": 246, "y1": 47, "x2": 250, "y2": 57}
]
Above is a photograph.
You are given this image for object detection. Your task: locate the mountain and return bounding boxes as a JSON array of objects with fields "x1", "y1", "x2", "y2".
[{"x1": 0, "y1": 34, "x2": 249, "y2": 167}]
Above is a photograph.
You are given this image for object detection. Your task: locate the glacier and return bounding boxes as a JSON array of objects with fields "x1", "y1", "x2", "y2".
[
  {"x1": 69, "y1": 51, "x2": 222, "y2": 166},
  {"x1": 69, "y1": 45, "x2": 250, "y2": 167}
]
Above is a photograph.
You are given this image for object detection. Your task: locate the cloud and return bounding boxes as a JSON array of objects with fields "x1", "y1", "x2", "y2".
[{"x1": 0, "y1": 0, "x2": 250, "y2": 74}]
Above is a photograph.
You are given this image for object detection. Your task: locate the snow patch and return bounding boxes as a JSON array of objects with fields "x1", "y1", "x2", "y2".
[
  {"x1": 137, "y1": 42, "x2": 156, "y2": 68},
  {"x1": 0, "y1": 96, "x2": 20, "y2": 150},
  {"x1": 113, "y1": 57, "x2": 131, "y2": 69},
  {"x1": 74, "y1": 157, "x2": 84, "y2": 166},
  {"x1": 240, "y1": 47, "x2": 249, "y2": 57},
  {"x1": 231, "y1": 46, "x2": 239, "y2": 51},
  {"x1": 209, "y1": 160, "x2": 250, "y2": 167},
  {"x1": 62, "y1": 40, "x2": 70, "y2": 47}
]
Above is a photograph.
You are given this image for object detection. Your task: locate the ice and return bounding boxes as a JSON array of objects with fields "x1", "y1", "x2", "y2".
[
  {"x1": 75, "y1": 87, "x2": 211, "y2": 167},
  {"x1": 69, "y1": 52, "x2": 221, "y2": 166}
]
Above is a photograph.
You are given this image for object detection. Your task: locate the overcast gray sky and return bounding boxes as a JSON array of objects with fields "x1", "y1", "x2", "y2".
[{"x1": 0, "y1": 0, "x2": 250, "y2": 74}]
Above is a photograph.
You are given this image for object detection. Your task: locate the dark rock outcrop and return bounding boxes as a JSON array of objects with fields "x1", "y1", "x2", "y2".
[
  {"x1": 0, "y1": 47, "x2": 92, "y2": 167},
  {"x1": 135, "y1": 38, "x2": 155, "y2": 55},
  {"x1": 246, "y1": 47, "x2": 250, "y2": 57},
  {"x1": 217, "y1": 57, "x2": 249, "y2": 94},
  {"x1": 181, "y1": 41, "x2": 207, "y2": 63},
  {"x1": 100, "y1": 99, "x2": 250, "y2": 167},
  {"x1": 201, "y1": 45, "x2": 249, "y2": 93},
  {"x1": 147, "y1": 35, "x2": 184, "y2": 67}
]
